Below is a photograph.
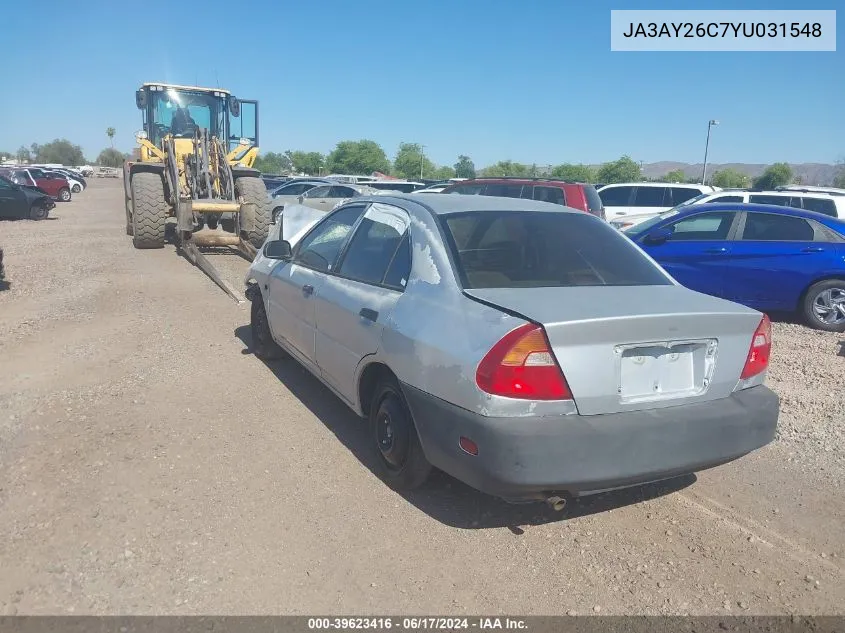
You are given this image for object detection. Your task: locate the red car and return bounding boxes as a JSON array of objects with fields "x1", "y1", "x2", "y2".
[
  {"x1": 8, "y1": 168, "x2": 72, "y2": 202},
  {"x1": 441, "y1": 178, "x2": 604, "y2": 219}
]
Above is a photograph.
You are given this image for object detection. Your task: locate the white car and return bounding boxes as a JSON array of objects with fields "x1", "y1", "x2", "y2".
[
  {"x1": 611, "y1": 189, "x2": 845, "y2": 230},
  {"x1": 597, "y1": 182, "x2": 719, "y2": 223},
  {"x1": 412, "y1": 184, "x2": 449, "y2": 194}
]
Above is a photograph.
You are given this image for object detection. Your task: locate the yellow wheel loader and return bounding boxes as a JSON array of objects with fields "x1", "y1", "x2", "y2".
[{"x1": 123, "y1": 82, "x2": 271, "y2": 302}]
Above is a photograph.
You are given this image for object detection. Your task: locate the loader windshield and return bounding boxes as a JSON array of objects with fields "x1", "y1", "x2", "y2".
[{"x1": 149, "y1": 88, "x2": 225, "y2": 143}]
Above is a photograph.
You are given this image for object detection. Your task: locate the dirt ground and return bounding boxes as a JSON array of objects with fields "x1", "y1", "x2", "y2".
[{"x1": 0, "y1": 179, "x2": 843, "y2": 616}]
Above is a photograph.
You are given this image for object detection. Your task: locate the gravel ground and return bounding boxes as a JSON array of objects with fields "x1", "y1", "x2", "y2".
[{"x1": 0, "y1": 179, "x2": 842, "y2": 616}]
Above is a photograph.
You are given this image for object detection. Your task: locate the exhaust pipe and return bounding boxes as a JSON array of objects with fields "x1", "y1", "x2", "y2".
[{"x1": 546, "y1": 496, "x2": 567, "y2": 512}]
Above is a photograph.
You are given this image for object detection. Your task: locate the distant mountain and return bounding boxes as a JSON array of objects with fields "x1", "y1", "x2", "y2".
[{"x1": 638, "y1": 162, "x2": 840, "y2": 186}]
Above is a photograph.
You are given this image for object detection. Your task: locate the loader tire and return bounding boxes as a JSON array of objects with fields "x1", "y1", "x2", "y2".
[
  {"x1": 235, "y1": 176, "x2": 272, "y2": 249},
  {"x1": 131, "y1": 172, "x2": 167, "y2": 249}
]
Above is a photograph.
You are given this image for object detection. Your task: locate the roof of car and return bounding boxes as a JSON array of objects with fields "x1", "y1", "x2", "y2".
[
  {"x1": 676, "y1": 202, "x2": 845, "y2": 227},
  {"x1": 357, "y1": 193, "x2": 580, "y2": 215}
]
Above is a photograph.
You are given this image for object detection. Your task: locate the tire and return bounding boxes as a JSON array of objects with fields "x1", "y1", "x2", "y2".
[
  {"x1": 370, "y1": 378, "x2": 432, "y2": 491},
  {"x1": 802, "y1": 279, "x2": 845, "y2": 332},
  {"x1": 72, "y1": 184, "x2": 82, "y2": 194},
  {"x1": 30, "y1": 204, "x2": 48, "y2": 221},
  {"x1": 250, "y1": 294, "x2": 284, "y2": 360},
  {"x1": 130, "y1": 172, "x2": 167, "y2": 249},
  {"x1": 235, "y1": 176, "x2": 272, "y2": 249},
  {"x1": 207, "y1": 215, "x2": 219, "y2": 230},
  {"x1": 58, "y1": 188, "x2": 71, "y2": 202}
]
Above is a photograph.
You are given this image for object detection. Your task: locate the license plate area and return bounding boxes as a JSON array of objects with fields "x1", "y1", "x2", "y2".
[{"x1": 616, "y1": 339, "x2": 717, "y2": 404}]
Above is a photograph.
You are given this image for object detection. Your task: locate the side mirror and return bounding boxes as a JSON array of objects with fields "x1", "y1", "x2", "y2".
[
  {"x1": 135, "y1": 90, "x2": 147, "y2": 109},
  {"x1": 229, "y1": 97, "x2": 241, "y2": 117},
  {"x1": 264, "y1": 239, "x2": 292, "y2": 260},
  {"x1": 297, "y1": 195, "x2": 304, "y2": 203},
  {"x1": 643, "y1": 227, "x2": 673, "y2": 245}
]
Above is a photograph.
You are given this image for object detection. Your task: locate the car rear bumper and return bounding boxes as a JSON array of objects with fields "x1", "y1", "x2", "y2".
[{"x1": 402, "y1": 384, "x2": 779, "y2": 501}]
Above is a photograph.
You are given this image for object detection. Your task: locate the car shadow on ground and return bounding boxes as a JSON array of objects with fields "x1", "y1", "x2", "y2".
[
  {"x1": 0, "y1": 281, "x2": 9, "y2": 291},
  {"x1": 838, "y1": 341, "x2": 845, "y2": 357},
  {"x1": 234, "y1": 325, "x2": 696, "y2": 530}
]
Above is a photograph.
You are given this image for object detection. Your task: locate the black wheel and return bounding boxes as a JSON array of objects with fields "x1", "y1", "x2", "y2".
[
  {"x1": 131, "y1": 172, "x2": 167, "y2": 249},
  {"x1": 207, "y1": 215, "x2": 219, "y2": 230},
  {"x1": 235, "y1": 176, "x2": 272, "y2": 249},
  {"x1": 250, "y1": 294, "x2": 284, "y2": 360},
  {"x1": 370, "y1": 378, "x2": 432, "y2": 491},
  {"x1": 30, "y1": 204, "x2": 48, "y2": 221},
  {"x1": 72, "y1": 184, "x2": 82, "y2": 194},
  {"x1": 803, "y1": 279, "x2": 845, "y2": 332},
  {"x1": 58, "y1": 188, "x2": 71, "y2": 202}
]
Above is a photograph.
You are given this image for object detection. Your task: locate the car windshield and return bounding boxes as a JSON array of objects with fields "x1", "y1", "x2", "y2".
[
  {"x1": 441, "y1": 211, "x2": 671, "y2": 288},
  {"x1": 623, "y1": 208, "x2": 683, "y2": 237}
]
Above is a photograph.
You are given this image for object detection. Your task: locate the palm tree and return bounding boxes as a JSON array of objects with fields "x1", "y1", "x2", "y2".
[{"x1": 106, "y1": 127, "x2": 116, "y2": 148}]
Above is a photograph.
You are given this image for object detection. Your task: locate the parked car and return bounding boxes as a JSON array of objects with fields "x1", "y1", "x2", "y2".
[
  {"x1": 294, "y1": 183, "x2": 373, "y2": 213},
  {"x1": 50, "y1": 169, "x2": 87, "y2": 192},
  {"x1": 245, "y1": 193, "x2": 779, "y2": 504},
  {"x1": 16, "y1": 168, "x2": 72, "y2": 201},
  {"x1": 0, "y1": 174, "x2": 56, "y2": 220},
  {"x1": 612, "y1": 189, "x2": 845, "y2": 230},
  {"x1": 365, "y1": 180, "x2": 425, "y2": 193},
  {"x1": 269, "y1": 179, "x2": 333, "y2": 223},
  {"x1": 77, "y1": 165, "x2": 95, "y2": 177},
  {"x1": 45, "y1": 170, "x2": 84, "y2": 194},
  {"x1": 440, "y1": 178, "x2": 605, "y2": 218},
  {"x1": 598, "y1": 182, "x2": 718, "y2": 223},
  {"x1": 412, "y1": 182, "x2": 450, "y2": 194},
  {"x1": 776, "y1": 186, "x2": 845, "y2": 197},
  {"x1": 0, "y1": 168, "x2": 45, "y2": 193},
  {"x1": 625, "y1": 203, "x2": 845, "y2": 332},
  {"x1": 262, "y1": 175, "x2": 291, "y2": 190}
]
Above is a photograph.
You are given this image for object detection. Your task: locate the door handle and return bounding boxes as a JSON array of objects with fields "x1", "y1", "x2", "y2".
[
  {"x1": 302, "y1": 284, "x2": 314, "y2": 296},
  {"x1": 704, "y1": 247, "x2": 728, "y2": 254},
  {"x1": 359, "y1": 308, "x2": 379, "y2": 322},
  {"x1": 801, "y1": 247, "x2": 825, "y2": 253}
]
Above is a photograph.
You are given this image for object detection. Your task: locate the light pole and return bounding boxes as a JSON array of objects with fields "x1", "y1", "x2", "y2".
[
  {"x1": 701, "y1": 119, "x2": 719, "y2": 184},
  {"x1": 419, "y1": 144, "x2": 426, "y2": 180}
]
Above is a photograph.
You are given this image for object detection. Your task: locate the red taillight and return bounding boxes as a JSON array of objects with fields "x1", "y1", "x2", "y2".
[
  {"x1": 476, "y1": 323, "x2": 572, "y2": 400},
  {"x1": 740, "y1": 314, "x2": 772, "y2": 379}
]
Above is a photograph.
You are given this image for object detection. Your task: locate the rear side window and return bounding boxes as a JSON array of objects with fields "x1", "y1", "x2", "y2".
[
  {"x1": 584, "y1": 186, "x2": 603, "y2": 215},
  {"x1": 748, "y1": 194, "x2": 796, "y2": 207},
  {"x1": 294, "y1": 205, "x2": 366, "y2": 272},
  {"x1": 632, "y1": 186, "x2": 667, "y2": 207},
  {"x1": 598, "y1": 185, "x2": 634, "y2": 206},
  {"x1": 741, "y1": 213, "x2": 815, "y2": 241},
  {"x1": 449, "y1": 184, "x2": 486, "y2": 195},
  {"x1": 706, "y1": 195, "x2": 744, "y2": 203},
  {"x1": 800, "y1": 197, "x2": 837, "y2": 217},
  {"x1": 532, "y1": 186, "x2": 565, "y2": 206},
  {"x1": 441, "y1": 211, "x2": 671, "y2": 289},
  {"x1": 670, "y1": 188, "x2": 702, "y2": 205},
  {"x1": 485, "y1": 184, "x2": 524, "y2": 198},
  {"x1": 666, "y1": 211, "x2": 736, "y2": 241},
  {"x1": 338, "y1": 205, "x2": 410, "y2": 287}
]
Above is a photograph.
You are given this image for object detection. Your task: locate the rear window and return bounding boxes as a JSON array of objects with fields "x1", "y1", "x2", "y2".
[
  {"x1": 800, "y1": 197, "x2": 837, "y2": 217},
  {"x1": 441, "y1": 211, "x2": 671, "y2": 289},
  {"x1": 584, "y1": 186, "x2": 603, "y2": 215},
  {"x1": 485, "y1": 184, "x2": 524, "y2": 198}
]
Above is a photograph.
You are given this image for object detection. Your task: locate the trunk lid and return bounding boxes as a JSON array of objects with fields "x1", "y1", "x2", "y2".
[{"x1": 465, "y1": 285, "x2": 763, "y2": 415}]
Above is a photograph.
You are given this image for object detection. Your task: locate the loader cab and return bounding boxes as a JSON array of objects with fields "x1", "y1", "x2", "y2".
[{"x1": 135, "y1": 83, "x2": 258, "y2": 153}]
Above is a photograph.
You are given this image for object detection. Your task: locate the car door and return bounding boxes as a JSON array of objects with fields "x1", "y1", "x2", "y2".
[
  {"x1": 266, "y1": 204, "x2": 367, "y2": 373},
  {"x1": 597, "y1": 185, "x2": 635, "y2": 221},
  {"x1": 0, "y1": 177, "x2": 28, "y2": 218},
  {"x1": 638, "y1": 210, "x2": 739, "y2": 298},
  {"x1": 313, "y1": 203, "x2": 412, "y2": 403},
  {"x1": 722, "y1": 211, "x2": 836, "y2": 311}
]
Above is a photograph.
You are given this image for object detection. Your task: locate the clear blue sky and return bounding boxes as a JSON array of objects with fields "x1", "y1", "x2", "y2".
[{"x1": 1, "y1": 0, "x2": 842, "y2": 168}]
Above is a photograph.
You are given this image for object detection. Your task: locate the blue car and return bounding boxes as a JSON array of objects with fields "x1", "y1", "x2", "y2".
[{"x1": 625, "y1": 203, "x2": 845, "y2": 332}]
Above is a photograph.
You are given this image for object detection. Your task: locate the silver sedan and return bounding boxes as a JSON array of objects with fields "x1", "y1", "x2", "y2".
[{"x1": 245, "y1": 194, "x2": 779, "y2": 506}]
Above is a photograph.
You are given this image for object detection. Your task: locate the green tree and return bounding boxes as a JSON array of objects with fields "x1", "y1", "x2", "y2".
[
  {"x1": 662, "y1": 169, "x2": 687, "y2": 183},
  {"x1": 106, "y1": 127, "x2": 116, "y2": 149},
  {"x1": 432, "y1": 165, "x2": 456, "y2": 180},
  {"x1": 97, "y1": 148, "x2": 128, "y2": 168},
  {"x1": 289, "y1": 151, "x2": 325, "y2": 176},
  {"x1": 16, "y1": 145, "x2": 31, "y2": 163},
  {"x1": 254, "y1": 151, "x2": 289, "y2": 174},
  {"x1": 710, "y1": 168, "x2": 749, "y2": 188},
  {"x1": 550, "y1": 163, "x2": 596, "y2": 182},
  {"x1": 325, "y1": 140, "x2": 390, "y2": 175},
  {"x1": 833, "y1": 161, "x2": 845, "y2": 188},
  {"x1": 453, "y1": 155, "x2": 476, "y2": 179},
  {"x1": 753, "y1": 162, "x2": 792, "y2": 189},
  {"x1": 32, "y1": 139, "x2": 86, "y2": 166},
  {"x1": 596, "y1": 155, "x2": 641, "y2": 184},
  {"x1": 393, "y1": 143, "x2": 435, "y2": 179},
  {"x1": 479, "y1": 161, "x2": 530, "y2": 177}
]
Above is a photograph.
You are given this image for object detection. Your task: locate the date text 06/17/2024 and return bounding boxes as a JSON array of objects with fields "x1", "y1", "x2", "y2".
[{"x1": 307, "y1": 618, "x2": 527, "y2": 630}]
